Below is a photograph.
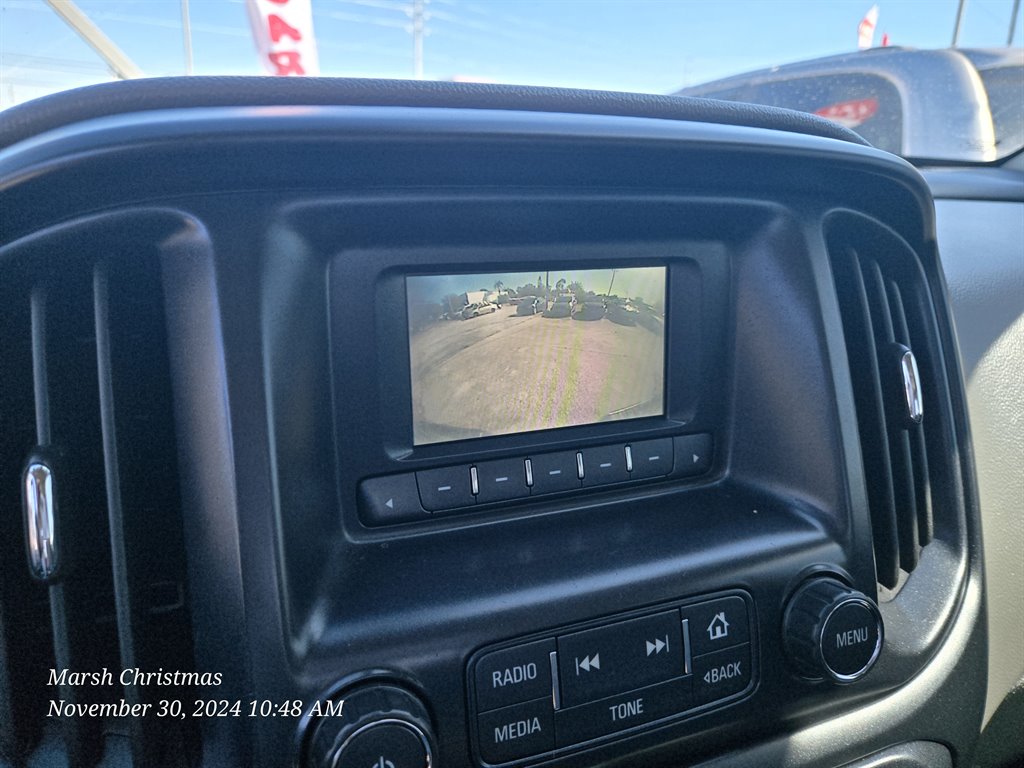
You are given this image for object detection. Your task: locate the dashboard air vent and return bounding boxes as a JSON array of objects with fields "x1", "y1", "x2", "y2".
[
  {"x1": 827, "y1": 214, "x2": 949, "y2": 592},
  {"x1": 0, "y1": 224, "x2": 197, "y2": 766}
]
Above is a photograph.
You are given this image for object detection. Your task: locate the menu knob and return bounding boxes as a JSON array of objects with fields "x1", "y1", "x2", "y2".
[{"x1": 783, "y1": 577, "x2": 883, "y2": 684}]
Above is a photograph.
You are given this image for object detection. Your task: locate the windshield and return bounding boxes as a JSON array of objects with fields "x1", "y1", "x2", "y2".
[{"x1": 1, "y1": 0, "x2": 1021, "y2": 162}]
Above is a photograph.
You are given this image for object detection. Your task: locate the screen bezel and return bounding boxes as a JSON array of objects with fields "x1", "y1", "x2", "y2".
[{"x1": 361, "y1": 242, "x2": 717, "y2": 466}]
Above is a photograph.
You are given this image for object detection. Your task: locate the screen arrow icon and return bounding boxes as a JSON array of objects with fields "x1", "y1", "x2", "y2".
[{"x1": 385, "y1": 498, "x2": 394, "y2": 509}]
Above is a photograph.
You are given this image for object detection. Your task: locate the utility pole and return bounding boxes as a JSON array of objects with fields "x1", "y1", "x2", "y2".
[
  {"x1": 181, "y1": 0, "x2": 193, "y2": 75},
  {"x1": 952, "y1": 0, "x2": 967, "y2": 47},
  {"x1": 409, "y1": 0, "x2": 426, "y2": 79},
  {"x1": 44, "y1": 0, "x2": 144, "y2": 79},
  {"x1": 1009, "y1": 0, "x2": 1021, "y2": 46}
]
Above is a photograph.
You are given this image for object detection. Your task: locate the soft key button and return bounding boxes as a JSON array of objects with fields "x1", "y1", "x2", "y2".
[
  {"x1": 474, "y1": 458, "x2": 530, "y2": 504},
  {"x1": 416, "y1": 466, "x2": 474, "y2": 511},
  {"x1": 580, "y1": 444, "x2": 629, "y2": 487},
  {"x1": 474, "y1": 639, "x2": 555, "y2": 712}
]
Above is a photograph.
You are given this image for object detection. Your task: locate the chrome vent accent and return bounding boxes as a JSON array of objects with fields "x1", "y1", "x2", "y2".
[
  {"x1": 23, "y1": 460, "x2": 58, "y2": 581},
  {"x1": 0, "y1": 218, "x2": 197, "y2": 766},
  {"x1": 827, "y1": 214, "x2": 956, "y2": 592}
]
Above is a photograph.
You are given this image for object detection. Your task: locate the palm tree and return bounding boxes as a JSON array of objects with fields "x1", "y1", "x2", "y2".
[{"x1": 494, "y1": 279, "x2": 504, "y2": 291}]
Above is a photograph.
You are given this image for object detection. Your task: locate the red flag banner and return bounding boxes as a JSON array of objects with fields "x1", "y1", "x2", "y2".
[
  {"x1": 246, "y1": 0, "x2": 319, "y2": 76},
  {"x1": 858, "y1": 4, "x2": 879, "y2": 50}
]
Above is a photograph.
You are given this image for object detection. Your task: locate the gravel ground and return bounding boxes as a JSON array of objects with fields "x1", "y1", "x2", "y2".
[{"x1": 410, "y1": 305, "x2": 664, "y2": 443}]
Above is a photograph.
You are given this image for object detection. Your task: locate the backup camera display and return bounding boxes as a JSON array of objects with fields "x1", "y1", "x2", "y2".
[{"x1": 407, "y1": 267, "x2": 667, "y2": 445}]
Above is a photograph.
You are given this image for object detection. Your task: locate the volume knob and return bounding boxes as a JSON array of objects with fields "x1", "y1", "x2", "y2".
[
  {"x1": 306, "y1": 684, "x2": 433, "y2": 768},
  {"x1": 783, "y1": 577, "x2": 883, "y2": 684}
]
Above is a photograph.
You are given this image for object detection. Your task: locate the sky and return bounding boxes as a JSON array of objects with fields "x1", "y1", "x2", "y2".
[
  {"x1": 408, "y1": 267, "x2": 666, "y2": 304},
  {"x1": 1, "y1": 0, "x2": 1021, "y2": 109}
]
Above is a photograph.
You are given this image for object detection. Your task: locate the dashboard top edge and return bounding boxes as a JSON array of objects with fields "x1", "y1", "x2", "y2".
[{"x1": 0, "y1": 104, "x2": 923, "y2": 184}]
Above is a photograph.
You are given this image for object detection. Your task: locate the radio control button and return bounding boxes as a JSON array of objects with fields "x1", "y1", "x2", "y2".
[
  {"x1": 692, "y1": 643, "x2": 752, "y2": 705},
  {"x1": 474, "y1": 639, "x2": 555, "y2": 712},
  {"x1": 529, "y1": 451, "x2": 582, "y2": 494},
  {"x1": 580, "y1": 444, "x2": 630, "y2": 487},
  {"x1": 477, "y1": 698, "x2": 554, "y2": 764},
  {"x1": 554, "y1": 676, "x2": 692, "y2": 747},
  {"x1": 680, "y1": 596, "x2": 750, "y2": 657},
  {"x1": 627, "y1": 438, "x2": 673, "y2": 479},
  {"x1": 474, "y1": 458, "x2": 531, "y2": 504},
  {"x1": 674, "y1": 433, "x2": 713, "y2": 477},
  {"x1": 359, "y1": 474, "x2": 429, "y2": 525},
  {"x1": 556, "y1": 611, "x2": 684, "y2": 708},
  {"x1": 416, "y1": 466, "x2": 474, "y2": 511}
]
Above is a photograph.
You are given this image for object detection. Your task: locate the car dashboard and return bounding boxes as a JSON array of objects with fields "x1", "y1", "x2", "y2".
[{"x1": 0, "y1": 79, "x2": 1004, "y2": 768}]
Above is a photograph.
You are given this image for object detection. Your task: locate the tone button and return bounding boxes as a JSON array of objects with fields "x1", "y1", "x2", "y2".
[{"x1": 554, "y1": 676, "x2": 692, "y2": 747}]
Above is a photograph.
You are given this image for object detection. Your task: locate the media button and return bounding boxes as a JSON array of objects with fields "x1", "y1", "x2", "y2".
[
  {"x1": 474, "y1": 458, "x2": 530, "y2": 504},
  {"x1": 477, "y1": 698, "x2": 554, "y2": 764},
  {"x1": 580, "y1": 444, "x2": 629, "y2": 487},
  {"x1": 628, "y1": 438, "x2": 673, "y2": 479},
  {"x1": 416, "y1": 466, "x2": 474, "y2": 511},
  {"x1": 692, "y1": 643, "x2": 752, "y2": 705},
  {"x1": 554, "y1": 676, "x2": 692, "y2": 747},
  {"x1": 556, "y1": 611, "x2": 684, "y2": 708},
  {"x1": 474, "y1": 639, "x2": 555, "y2": 712},
  {"x1": 529, "y1": 451, "x2": 582, "y2": 494},
  {"x1": 680, "y1": 596, "x2": 750, "y2": 656}
]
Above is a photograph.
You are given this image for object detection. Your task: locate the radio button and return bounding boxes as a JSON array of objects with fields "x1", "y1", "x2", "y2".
[
  {"x1": 556, "y1": 611, "x2": 684, "y2": 708},
  {"x1": 692, "y1": 643, "x2": 752, "y2": 705},
  {"x1": 627, "y1": 438, "x2": 673, "y2": 479},
  {"x1": 681, "y1": 596, "x2": 750, "y2": 656},
  {"x1": 477, "y1": 698, "x2": 554, "y2": 764},
  {"x1": 529, "y1": 451, "x2": 582, "y2": 494},
  {"x1": 554, "y1": 676, "x2": 692, "y2": 747},
  {"x1": 474, "y1": 458, "x2": 530, "y2": 504},
  {"x1": 416, "y1": 466, "x2": 474, "y2": 511},
  {"x1": 359, "y1": 474, "x2": 430, "y2": 525},
  {"x1": 475, "y1": 639, "x2": 555, "y2": 713},
  {"x1": 580, "y1": 444, "x2": 630, "y2": 487}
]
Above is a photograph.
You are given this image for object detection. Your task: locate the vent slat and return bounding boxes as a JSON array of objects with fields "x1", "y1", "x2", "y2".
[
  {"x1": 833, "y1": 249, "x2": 901, "y2": 588},
  {"x1": 886, "y1": 280, "x2": 934, "y2": 547},
  {"x1": 95, "y1": 258, "x2": 197, "y2": 766},
  {"x1": 0, "y1": 284, "x2": 51, "y2": 762},
  {"x1": 865, "y1": 262, "x2": 920, "y2": 574},
  {"x1": 33, "y1": 271, "x2": 119, "y2": 768}
]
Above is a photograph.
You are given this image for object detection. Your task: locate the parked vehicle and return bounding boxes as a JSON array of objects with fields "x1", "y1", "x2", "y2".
[
  {"x1": 675, "y1": 47, "x2": 1023, "y2": 162},
  {"x1": 543, "y1": 294, "x2": 576, "y2": 318},
  {"x1": 515, "y1": 297, "x2": 545, "y2": 316},
  {"x1": 573, "y1": 301, "x2": 606, "y2": 321},
  {"x1": 461, "y1": 301, "x2": 498, "y2": 319}
]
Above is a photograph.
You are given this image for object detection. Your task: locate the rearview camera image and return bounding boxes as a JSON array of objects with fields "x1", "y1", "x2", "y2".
[{"x1": 407, "y1": 267, "x2": 667, "y2": 445}]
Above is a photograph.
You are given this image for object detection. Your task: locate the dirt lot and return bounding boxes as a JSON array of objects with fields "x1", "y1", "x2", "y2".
[{"x1": 410, "y1": 305, "x2": 664, "y2": 443}]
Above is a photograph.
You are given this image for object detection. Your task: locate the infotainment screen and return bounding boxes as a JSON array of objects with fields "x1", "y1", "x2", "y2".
[{"x1": 406, "y1": 267, "x2": 667, "y2": 445}]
